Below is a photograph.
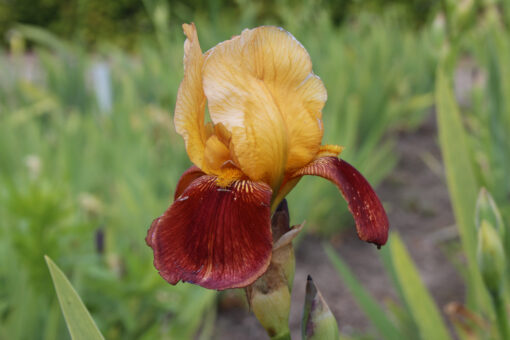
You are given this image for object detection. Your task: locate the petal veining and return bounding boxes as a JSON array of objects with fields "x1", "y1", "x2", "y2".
[
  {"x1": 146, "y1": 175, "x2": 273, "y2": 290},
  {"x1": 174, "y1": 165, "x2": 206, "y2": 200},
  {"x1": 291, "y1": 157, "x2": 389, "y2": 247}
]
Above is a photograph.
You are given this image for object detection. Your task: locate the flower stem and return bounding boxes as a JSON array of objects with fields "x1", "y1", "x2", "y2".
[{"x1": 492, "y1": 292, "x2": 509, "y2": 340}]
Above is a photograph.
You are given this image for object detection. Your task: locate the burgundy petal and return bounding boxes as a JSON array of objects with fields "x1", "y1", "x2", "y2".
[
  {"x1": 147, "y1": 175, "x2": 273, "y2": 290},
  {"x1": 292, "y1": 157, "x2": 389, "y2": 247},
  {"x1": 174, "y1": 165, "x2": 206, "y2": 200}
]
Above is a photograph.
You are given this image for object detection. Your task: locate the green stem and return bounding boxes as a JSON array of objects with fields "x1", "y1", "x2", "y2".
[{"x1": 492, "y1": 292, "x2": 509, "y2": 340}]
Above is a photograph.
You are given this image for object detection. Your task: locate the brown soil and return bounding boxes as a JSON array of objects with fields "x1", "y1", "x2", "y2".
[{"x1": 212, "y1": 114, "x2": 464, "y2": 339}]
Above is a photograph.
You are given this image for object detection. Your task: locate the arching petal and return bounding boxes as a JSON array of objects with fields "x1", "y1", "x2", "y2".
[
  {"x1": 291, "y1": 157, "x2": 389, "y2": 247},
  {"x1": 174, "y1": 166, "x2": 206, "y2": 200},
  {"x1": 147, "y1": 176, "x2": 273, "y2": 290},
  {"x1": 174, "y1": 23, "x2": 208, "y2": 168},
  {"x1": 202, "y1": 26, "x2": 326, "y2": 187},
  {"x1": 279, "y1": 73, "x2": 327, "y2": 172}
]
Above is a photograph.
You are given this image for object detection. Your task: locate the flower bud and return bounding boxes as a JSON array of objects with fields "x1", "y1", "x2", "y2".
[
  {"x1": 247, "y1": 275, "x2": 291, "y2": 340},
  {"x1": 475, "y1": 188, "x2": 504, "y2": 235},
  {"x1": 270, "y1": 199, "x2": 304, "y2": 291},
  {"x1": 477, "y1": 220, "x2": 506, "y2": 295},
  {"x1": 272, "y1": 220, "x2": 304, "y2": 292},
  {"x1": 245, "y1": 200, "x2": 303, "y2": 339},
  {"x1": 302, "y1": 276, "x2": 340, "y2": 340}
]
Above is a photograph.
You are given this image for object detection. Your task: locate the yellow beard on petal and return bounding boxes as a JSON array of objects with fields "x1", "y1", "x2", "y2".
[
  {"x1": 201, "y1": 122, "x2": 246, "y2": 188},
  {"x1": 215, "y1": 167, "x2": 245, "y2": 187},
  {"x1": 316, "y1": 144, "x2": 344, "y2": 159}
]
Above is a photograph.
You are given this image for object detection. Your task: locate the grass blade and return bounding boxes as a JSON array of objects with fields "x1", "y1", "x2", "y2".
[
  {"x1": 435, "y1": 59, "x2": 488, "y2": 308},
  {"x1": 45, "y1": 255, "x2": 105, "y2": 340},
  {"x1": 388, "y1": 233, "x2": 452, "y2": 340},
  {"x1": 325, "y1": 244, "x2": 404, "y2": 340}
]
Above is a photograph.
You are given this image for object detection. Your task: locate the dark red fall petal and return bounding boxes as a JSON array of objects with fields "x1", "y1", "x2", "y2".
[
  {"x1": 146, "y1": 175, "x2": 273, "y2": 290},
  {"x1": 292, "y1": 157, "x2": 389, "y2": 247},
  {"x1": 174, "y1": 165, "x2": 206, "y2": 200}
]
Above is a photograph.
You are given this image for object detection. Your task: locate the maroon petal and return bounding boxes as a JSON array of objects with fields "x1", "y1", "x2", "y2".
[
  {"x1": 147, "y1": 175, "x2": 273, "y2": 290},
  {"x1": 292, "y1": 157, "x2": 389, "y2": 247},
  {"x1": 174, "y1": 165, "x2": 206, "y2": 200}
]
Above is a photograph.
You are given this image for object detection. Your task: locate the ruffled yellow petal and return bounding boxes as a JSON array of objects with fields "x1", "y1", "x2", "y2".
[
  {"x1": 202, "y1": 26, "x2": 327, "y2": 187},
  {"x1": 174, "y1": 23, "x2": 207, "y2": 168},
  {"x1": 241, "y1": 27, "x2": 327, "y2": 172},
  {"x1": 202, "y1": 28, "x2": 288, "y2": 188},
  {"x1": 283, "y1": 74, "x2": 327, "y2": 172}
]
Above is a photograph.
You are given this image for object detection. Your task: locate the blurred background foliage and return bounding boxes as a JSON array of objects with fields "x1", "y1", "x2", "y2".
[
  {"x1": 1, "y1": 0, "x2": 509, "y2": 339},
  {"x1": 0, "y1": 0, "x2": 440, "y2": 48},
  {"x1": 328, "y1": 1, "x2": 510, "y2": 340}
]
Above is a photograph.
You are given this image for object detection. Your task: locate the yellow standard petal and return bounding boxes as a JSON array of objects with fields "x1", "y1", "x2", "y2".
[
  {"x1": 241, "y1": 27, "x2": 327, "y2": 172},
  {"x1": 174, "y1": 23, "x2": 208, "y2": 169},
  {"x1": 202, "y1": 29, "x2": 288, "y2": 188},
  {"x1": 202, "y1": 26, "x2": 327, "y2": 188}
]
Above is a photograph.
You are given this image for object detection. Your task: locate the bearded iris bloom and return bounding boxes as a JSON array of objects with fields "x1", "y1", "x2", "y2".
[{"x1": 146, "y1": 24, "x2": 389, "y2": 290}]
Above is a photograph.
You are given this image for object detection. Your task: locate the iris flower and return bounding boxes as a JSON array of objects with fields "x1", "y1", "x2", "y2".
[{"x1": 146, "y1": 24, "x2": 389, "y2": 290}]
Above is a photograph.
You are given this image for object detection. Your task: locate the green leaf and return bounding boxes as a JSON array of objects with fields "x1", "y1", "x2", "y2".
[
  {"x1": 379, "y1": 245, "x2": 420, "y2": 338},
  {"x1": 435, "y1": 57, "x2": 483, "y2": 305},
  {"x1": 45, "y1": 256, "x2": 104, "y2": 340},
  {"x1": 493, "y1": 24, "x2": 510, "y2": 133},
  {"x1": 16, "y1": 24, "x2": 74, "y2": 56},
  {"x1": 388, "y1": 234, "x2": 452, "y2": 340},
  {"x1": 325, "y1": 245, "x2": 404, "y2": 340}
]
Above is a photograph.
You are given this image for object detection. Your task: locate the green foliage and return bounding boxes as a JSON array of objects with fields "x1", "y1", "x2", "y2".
[
  {"x1": 0, "y1": 23, "x2": 215, "y2": 340},
  {"x1": 325, "y1": 245, "x2": 404, "y2": 340},
  {"x1": 0, "y1": 0, "x2": 441, "y2": 48},
  {"x1": 326, "y1": 4, "x2": 510, "y2": 340},
  {"x1": 435, "y1": 2, "x2": 510, "y2": 334},
  {"x1": 387, "y1": 234, "x2": 452, "y2": 340},
  {"x1": 327, "y1": 235, "x2": 453, "y2": 340},
  {"x1": 465, "y1": 13, "x2": 510, "y2": 253},
  {"x1": 436, "y1": 50, "x2": 484, "y2": 306},
  {"x1": 0, "y1": 2, "x2": 475, "y2": 339},
  {"x1": 286, "y1": 11, "x2": 436, "y2": 234},
  {"x1": 45, "y1": 256, "x2": 105, "y2": 340}
]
